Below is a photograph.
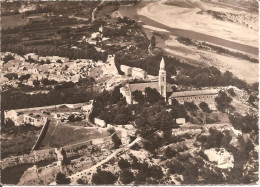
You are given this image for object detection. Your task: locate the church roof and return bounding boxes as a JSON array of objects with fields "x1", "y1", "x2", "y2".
[
  {"x1": 128, "y1": 82, "x2": 173, "y2": 93},
  {"x1": 169, "y1": 89, "x2": 218, "y2": 98},
  {"x1": 129, "y1": 82, "x2": 159, "y2": 92}
]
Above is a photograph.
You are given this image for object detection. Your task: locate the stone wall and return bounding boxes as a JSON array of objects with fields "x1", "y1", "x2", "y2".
[{"x1": 2, "y1": 135, "x2": 114, "y2": 170}]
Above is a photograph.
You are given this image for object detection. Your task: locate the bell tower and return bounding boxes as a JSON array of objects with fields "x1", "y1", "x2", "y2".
[{"x1": 159, "y1": 57, "x2": 167, "y2": 100}]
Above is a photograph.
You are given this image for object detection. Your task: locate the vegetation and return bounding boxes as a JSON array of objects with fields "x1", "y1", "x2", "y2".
[
  {"x1": 177, "y1": 37, "x2": 258, "y2": 63},
  {"x1": 229, "y1": 113, "x2": 258, "y2": 134},
  {"x1": 118, "y1": 158, "x2": 131, "y2": 169},
  {"x1": 3, "y1": 54, "x2": 15, "y2": 64},
  {"x1": 120, "y1": 169, "x2": 135, "y2": 184},
  {"x1": 215, "y1": 91, "x2": 234, "y2": 113},
  {"x1": 92, "y1": 169, "x2": 117, "y2": 184},
  {"x1": 196, "y1": 128, "x2": 232, "y2": 149},
  {"x1": 199, "y1": 102, "x2": 211, "y2": 113},
  {"x1": 55, "y1": 172, "x2": 71, "y2": 184}
]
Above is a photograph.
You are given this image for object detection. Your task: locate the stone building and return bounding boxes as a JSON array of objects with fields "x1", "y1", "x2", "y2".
[
  {"x1": 119, "y1": 57, "x2": 218, "y2": 109},
  {"x1": 120, "y1": 57, "x2": 169, "y2": 104},
  {"x1": 168, "y1": 89, "x2": 218, "y2": 110}
]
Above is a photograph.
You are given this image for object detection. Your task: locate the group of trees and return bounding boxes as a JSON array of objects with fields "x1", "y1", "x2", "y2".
[
  {"x1": 177, "y1": 36, "x2": 258, "y2": 63},
  {"x1": 3, "y1": 54, "x2": 15, "y2": 64},
  {"x1": 215, "y1": 91, "x2": 234, "y2": 113},
  {"x1": 115, "y1": 53, "x2": 256, "y2": 92},
  {"x1": 229, "y1": 113, "x2": 258, "y2": 135},
  {"x1": 196, "y1": 128, "x2": 232, "y2": 149},
  {"x1": 92, "y1": 169, "x2": 117, "y2": 184}
]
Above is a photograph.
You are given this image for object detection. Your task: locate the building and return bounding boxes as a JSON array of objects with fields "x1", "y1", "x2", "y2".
[
  {"x1": 158, "y1": 57, "x2": 167, "y2": 100},
  {"x1": 168, "y1": 89, "x2": 218, "y2": 110},
  {"x1": 120, "y1": 57, "x2": 218, "y2": 109},
  {"x1": 120, "y1": 57, "x2": 169, "y2": 104}
]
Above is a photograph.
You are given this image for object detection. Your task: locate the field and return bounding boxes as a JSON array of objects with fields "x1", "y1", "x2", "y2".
[
  {"x1": 1, "y1": 14, "x2": 29, "y2": 29},
  {"x1": 38, "y1": 121, "x2": 110, "y2": 149},
  {"x1": 1, "y1": 129, "x2": 41, "y2": 159}
]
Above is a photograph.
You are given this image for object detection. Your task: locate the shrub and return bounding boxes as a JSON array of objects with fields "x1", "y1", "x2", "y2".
[
  {"x1": 120, "y1": 169, "x2": 135, "y2": 184},
  {"x1": 92, "y1": 169, "x2": 117, "y2": 184},
  {"x1": 147, "y1": 165, "x2": 163, "y2": 180},
  {"x1": 3, "y1": 54, "x2": 14, "y2": 64},
  {"x1": 118, "y1": 158, "x2": 130, "y2": 169},
  {"x1": 165, "y1": 147, "x2": 178, "y2": 158},
  {"x1": 4, "y1": 73, "x2": 18, "y2": 80},
  {"x1": 77, "y1": 178, "x2": 87, "y2": 184},
  {"x1": 19, "y1": 74, "x2": 31, "y2": 81},
  {"x1": 228, "y1": 88, "x2": 236, "y2": 97},
  {"x1": 199, "y1": 102, "x2": 211, "y2": 113},
  {"x1": 166, "y1": 159, "x2": 184, "y2": 174},
  {"x1": 56, "y1": 172, "x2": 70, "y2": 184}
]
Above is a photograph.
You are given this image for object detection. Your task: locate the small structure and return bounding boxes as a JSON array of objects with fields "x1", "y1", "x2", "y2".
[
  {"x1": 120, "y1": 65, "x2": 132, "y2": 76},
  {"x1": 106, "y1": 54, "x2": 118, "y2": 75},
  {"x1": 176, "y1": 118, "x2": 186, "y2": 125},
  {"x1": 81, "y1": 100, "x2": 94, "y2": 119},
  {"x1": 94, "y1": 118, "x2": 106, "y2": 127},
  {"x1": 24, "y1": 53, "x2": 39, "y2": 61}
]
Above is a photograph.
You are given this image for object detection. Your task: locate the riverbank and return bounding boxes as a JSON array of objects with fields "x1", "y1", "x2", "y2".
[
  {"x1": 118, "y1": 1, "x2": 259, "y2": 84},
  {"x1": 119, "y1": 1, "x2": 258, "y2": 56}
]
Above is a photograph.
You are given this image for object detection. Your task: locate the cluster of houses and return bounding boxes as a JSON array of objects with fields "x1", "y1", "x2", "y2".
[{"x1": 1, "y1": 52, "x2": 99, "y2": 89}]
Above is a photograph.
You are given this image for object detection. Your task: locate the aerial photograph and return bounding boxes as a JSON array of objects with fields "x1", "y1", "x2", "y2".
[{"x1": 1, "y1": 0, "x2": 259, "y2": 185}]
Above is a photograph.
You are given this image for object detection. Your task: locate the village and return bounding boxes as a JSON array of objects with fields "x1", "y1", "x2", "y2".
[
  {"x1": 2, "y1": 48, "x2": 258, "y2": 184},
  {"x1": 1, "y1": 0, "x2": 259, "y2": 185}
]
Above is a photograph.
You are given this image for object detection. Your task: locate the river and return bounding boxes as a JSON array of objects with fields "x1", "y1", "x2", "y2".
[{"x1": 119, "y1": 2, "x2": 258, "y2": 56}]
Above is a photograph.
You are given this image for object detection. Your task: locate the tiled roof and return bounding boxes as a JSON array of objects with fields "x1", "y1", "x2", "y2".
[
  {"x1": 169, "y1": 89, "x2": 218, "y2": 98},
  {"x1": 129, "y1": 82, "x2": 159, "y2": 92}
]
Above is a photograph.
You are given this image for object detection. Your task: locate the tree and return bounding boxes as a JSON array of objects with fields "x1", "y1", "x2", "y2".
[
  {"x1": 165, "y1": 147, "x2": 178, "y2": 158},
  {"x1": 118, "y1": 158, "x2": 130, "y2": 169},
  {"x1": 228, "y1": 88, "x2": 236, "y2": 97},
  {"x1": 147, "y1": 165, "x2": 163, "y2": 180},
  {"x1": 182, "y1": 163, "x2": 199, "y2": 184},
  {"x1": 120, "y1": 169, "x2": 135, "y2": 184},
  {"x1": 145, "y1": 87, "x2": 164, "y2": 104},
  {"x1": 56, "y1": 172, "x2": 71, "y2": 184},
  {"x1": 132, "y1": 90, "x2": 144, "y2": 103},
  {"x1": 4, "y1": 73, "x2": 18, "y2": 80},
  {"x1": 135, "y1": 169, "x2": 147, "y2": 184},
  {"x1": 166, "y1": 158, "x2": 184, "y2": 174},
  {"x1": 150, "y1": 36, "x2": 156, "y2": 49},
  {"x1": 19, "y1": 74, "x2": 31, "y2": 81},
  {"x1": 3, "y1": 54, "x2": 14, "y2": 64},
  {"x1": 33, "y1": 80, "x2": 40, "y2": 86},
  {"x1": 184, "y1": 101, "x2": 198, "y2": 111},
  {"x1": 92, "y1": 169, "x2": 117, "y2": 184},
  {"x1": 77, "y1": 178, "x2": 87, "y2": 184},
  {"x1": 215, "y1": 91, "x2": 233, "y2": 113},
  {"x1": 199, "y1": 102, "x2": 211, "y2": 113}
]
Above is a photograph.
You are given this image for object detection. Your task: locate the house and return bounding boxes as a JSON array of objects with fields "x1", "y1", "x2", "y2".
[{"x1": 94, "y1": 118, "x2": 106, "y2": 127}]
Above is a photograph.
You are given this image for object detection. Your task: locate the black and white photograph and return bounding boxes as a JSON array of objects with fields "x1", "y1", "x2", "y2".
[{"x1": 1, "y1": 0, "x2": 259, "y2": 185}]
